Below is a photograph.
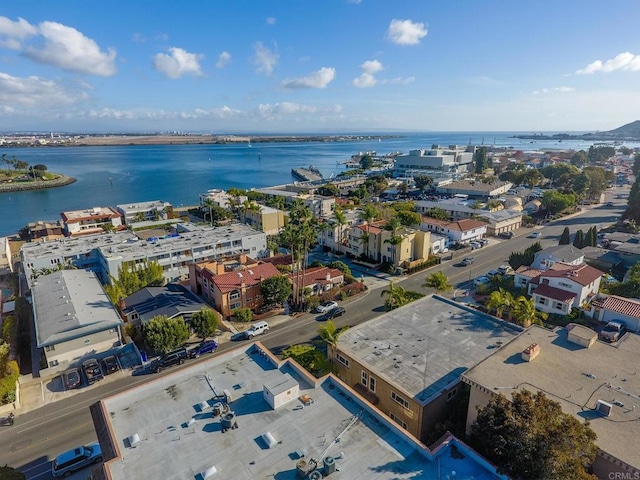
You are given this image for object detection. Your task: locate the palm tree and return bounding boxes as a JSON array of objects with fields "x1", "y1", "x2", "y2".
[
  {"x1": 358, "y1": 204, "x2": 378, "y2": 259},
  {"x1": 203, "y1": 198, "x2": 215, "y2": 226},
  {"x1": 423, "y1": 271, "x2": 453, "y2": 294},
  {"x1": 333, "y1": 207, "x2": 347, "y2": 253},
  {"x1": 358, "y1": 230, "x2": 370, "y2": 260},
  {"x1": 380, "y1": 281, "x2": 408, "y2": 310},
  {"x1": 318, "y1": 320, "x2": 349, "y2": 347},
  {"x1": 383, "y1": 232, "x2": 403, "y2": 267},
  {"x1": 511, "y1": 296, "x2": 548, "y2": 327},
  {"x1": 485, "y1": 288, "x2": 515, "y2": 319}
]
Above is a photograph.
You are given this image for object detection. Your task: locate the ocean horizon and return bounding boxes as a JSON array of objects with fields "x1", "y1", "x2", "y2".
[{"x1": 1, "y1": 131, "x2": 636, "y2": 237}]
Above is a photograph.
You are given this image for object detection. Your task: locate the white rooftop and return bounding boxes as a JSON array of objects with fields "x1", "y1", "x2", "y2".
[
  {"x1": 336, "y1": 296, "x2": 522, "y2": 405},
  {"x1": 93, "y1": 344, "x2": 506, "y2": 480}
]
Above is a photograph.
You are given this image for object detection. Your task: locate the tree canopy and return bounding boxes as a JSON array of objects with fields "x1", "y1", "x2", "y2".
[
  {"x1": 423, "y1": 271, "x2": 453, "y2": 294},
  {"x1": 190, "y1": 308, "x2": 219, "y2": 340},
  {"x1": 469, "y1": 390, "x2": 597, "y2": 480},
  {"x1": 260, "y1": 275, "x2": 292, "y2": 307},
  {"x1": 541, "y1": 190, "x2": 576, "y2": 215},
  {"x1": 317, "y1": 320, "x2": 349, "y2": 347},
  {"x1": 282, "y1": 344, "x2": 333, "y2": 377},
  {"x1": 143, "y1": 315, "x2": 190, "y2": 354},
  {"x1": 104, "y1": 260, "x2": 164, "y2": 304}
]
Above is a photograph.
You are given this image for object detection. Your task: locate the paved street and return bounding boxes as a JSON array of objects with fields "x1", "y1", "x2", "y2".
[{"x1": 0, "y1": 188, "x2": 628, "y2": 479}]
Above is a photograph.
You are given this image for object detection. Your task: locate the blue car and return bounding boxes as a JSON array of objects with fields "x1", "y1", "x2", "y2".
[{"x1": 188, "y1": 340, "x2": 218, "y2": 358}]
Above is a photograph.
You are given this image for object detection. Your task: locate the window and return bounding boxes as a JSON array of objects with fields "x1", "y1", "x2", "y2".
[
  {"x1": 391, "y1": 391, "x2": 409, "y2": 408},
  {"x1": 49, "y1": 359, "x2": 59, "y2": 367},
  {"x1": 335, "y1": 353, "x2": 349, "y2": 367},
  {"x1": 45, "y1": 345, "x2": 55, "y2": 352},
  {"x1": 230, "y1": 290, "x2": 240, "y2": 300},
  {"x1": 554, "y1": 302, "x2": 564, "y2": 310},
  {"x1": 361, "y1": 370, "x2": 368, "y2": 387},
  {"x1": 369, "y1": 376, "x2": 376, "y2": 393},
  {"x1": 537, "y1": 297, "x2": 546, "y2": 305},
  {"x1": 447, "y1": 388, "x2": 457, "y2": 401},
  {"x1": 389, "y1": 412, "x2": 408, "y2": 429},
  {"x1": 230, "y1": 302, "x2": 241, "y2": 310}
]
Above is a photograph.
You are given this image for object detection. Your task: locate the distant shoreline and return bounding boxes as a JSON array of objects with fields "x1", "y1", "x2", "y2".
[
  {"x1": 0, "y1": 134, "x2": 402, "y2": 148},
  {"x1": 0, "y1": 174, "x2": 76, "y2": 193}
]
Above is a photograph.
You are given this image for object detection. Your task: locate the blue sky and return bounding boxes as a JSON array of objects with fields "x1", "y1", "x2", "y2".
[{"x1": 1, "y1": 0, "x2": 640, "y2": 133}]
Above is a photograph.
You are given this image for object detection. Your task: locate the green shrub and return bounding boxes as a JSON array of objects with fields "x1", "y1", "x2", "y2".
[
  {"x1": 233, "y1": 307, "x2": 253, "y2": 323},
  {"x1": 0, "y1": 360, "x2": 19, "y2": 405},
  {"x1": 2, "y1": 316, "x2": 15, "y2": 343}
]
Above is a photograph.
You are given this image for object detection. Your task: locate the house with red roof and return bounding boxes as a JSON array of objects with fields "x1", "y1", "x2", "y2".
[
  {"x1": 516, "y1": 262, "x2": 604, "y2": 315},
  {"x1": 60, "y1": 207, "x2": 123, "y2": 236},
  {"x1": 288, "y1": 266, "x2": 344, "y2": 296},
  {"x1": 597, "y1": 295, "x2": 640, "y2": 332},
  {"x1": 419, "y1": 217, "x2": 487, "y2": 245},
  {"x1": 210, "y1": 262, "x2": 281, "y2": 318}
]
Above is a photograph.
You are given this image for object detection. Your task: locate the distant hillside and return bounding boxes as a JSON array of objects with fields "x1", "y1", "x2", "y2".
[{"x1": 603, "y1": 120, "x2": 640, "y2": 138}]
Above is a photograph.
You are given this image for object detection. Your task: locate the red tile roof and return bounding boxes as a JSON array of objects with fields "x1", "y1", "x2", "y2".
[
  {"x1": 531, "y1": 263, "x2": 603, "y2": 286},
  {"x1": 289, "y1": 266, "x2": 344, "y2": 288},
  {"x1": 602, "y1": 295, "x2": 640, "y2": 319},
  {"x1": 532, "y1": 284, "x2": 576, "y2": 303},
  {"x1": 211, "y1": 263, "x2": 281, "y2": 293},
  {"x1": 420, "y1": 216, "x2": 487, "y2": 232},
  {"x1": 515, "y1": 265, "x2": 543, "y2": 278}
]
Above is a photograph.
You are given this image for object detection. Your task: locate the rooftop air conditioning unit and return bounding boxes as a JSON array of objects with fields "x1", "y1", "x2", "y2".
[{"x1": 595, "y1": 400, "x2": 613, "y2": 417}]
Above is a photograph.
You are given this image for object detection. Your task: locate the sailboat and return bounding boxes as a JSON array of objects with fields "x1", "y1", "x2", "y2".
[{"x1": 247, "y1": 139, "x2": 252, "y2": 148}]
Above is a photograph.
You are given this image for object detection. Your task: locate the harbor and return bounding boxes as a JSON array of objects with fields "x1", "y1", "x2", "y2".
[{"x1": 291, "y1": 165, "x2": 324, "y2": 182}]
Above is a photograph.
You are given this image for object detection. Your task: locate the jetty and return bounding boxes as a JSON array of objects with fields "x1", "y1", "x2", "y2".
[{"x1": 291, "y1": 165, "x2": 323, "y2": 182}]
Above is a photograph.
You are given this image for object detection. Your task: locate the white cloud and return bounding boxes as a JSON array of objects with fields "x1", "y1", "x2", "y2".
[
  {"x1": 0, "y1": 71, "x2": 90, "y2": 108},
  {"x1": 384, "y1": 76, "x2": 415, "y2": 85},
  {"x1": 252, "y1": 42, "x2": 279, "y2": 76},
  {"x1": 361, "y1": 60, "x2": 383, "y2": 74},
  {"x1": 257, "y1": 102, "x2": 342, "y2": 120},
  {"x1": 282, "y1": 67, "x2": 336, "y2": 89},
  {"x1": 347, "y1": 0, "x2": 362, "y2": 4},
  {"x1": 386, "y1": 19, "x2": 427, "y2": 45},
  {"x1": 532, "y1": 86, "x2": 575, "y2": 95},
  {"x1": 0, "y1": 17, "x2": 117, "y2": 76},
  {"x1": 216, "y1": 51, "x2": 231, "y2": 68},
  {"x1": 353, "y1": 73, "x2": 377, "y2": 88},
  {"x1": 0, "y1": 16, "x2": 37, "y2": 49},
  {"x1": 131, "y1": 32, "x2": 146, "y2": 44},
  {"x1": 266, "y1": 17, "x2": 277, "y2": 25},
  {"x1": 576, "y1": 52, "x2": 640, "y2": 74},
  {"x1": 153, "y1": 47, "x2": 204, "y2": 79}
]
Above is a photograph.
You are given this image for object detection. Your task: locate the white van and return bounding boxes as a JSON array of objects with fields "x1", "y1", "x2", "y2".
[{"x1": 243, "y1": 321, "x2": 269, "y2": 339}]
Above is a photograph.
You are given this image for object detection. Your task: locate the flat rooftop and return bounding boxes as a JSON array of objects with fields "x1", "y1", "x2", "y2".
[
  {"x1": 61, "y1": 206, "x2": 119, "y2": 221},
  {"x1": 21, "y1": 231, "x2": 138, "y2": 260},
  {"x1": 116, "y1": 200, "x2": 171, "y2": 211},
  {"x1": 32, "y1": 270, "x2": 122, "y2": 347},
  {"x1": 463, "y1": 325, "x2": 640, "y2": 470},
  {"x1": 336, "y1": 296, "x2": 522, "y2": 405},
  {"x1": 93, "y1": 345, "x2": 505, "y2": 480}
]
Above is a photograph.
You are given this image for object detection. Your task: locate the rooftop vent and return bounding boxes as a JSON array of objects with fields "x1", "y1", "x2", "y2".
[
  {"x1": 127, "y1": 433, "x2": 141, "y2": 448},
  {"x1": 521, "y1": 343, "x2": 540, "y2": 362},
  {"x1": 595, "y1": 399, "x2": 613, "y2": 417}
]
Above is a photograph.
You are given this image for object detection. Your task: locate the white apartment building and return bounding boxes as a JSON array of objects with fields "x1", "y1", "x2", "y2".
[
  {"x1": 394, "y1": 147, "x2": 473, "y2": 176},
  {"x1": 60, "y1": 207, "x2": 123, "y2": 236},
  {"x1": 116, "y1": 200, "x2": 173, "y2": 225}
]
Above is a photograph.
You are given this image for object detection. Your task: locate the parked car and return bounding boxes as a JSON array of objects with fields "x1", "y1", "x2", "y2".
[
  {"x1": 242, "y1": 321, "x2": 269, "y2": 339},
  {"x1": 62, "y1": 368, "x2": 82, "y2": 390},
  {"x1": 52, "y1": 442, "x2": 102, "y2": 477},
  {"x1": 324, "y1": 307, "x2": 346, "y2": 320},
  {"x1": 600, "y1": 321, "x2": 627, "y2": 342},
  {"x1": 473, "y1": 276, "x2": 490, "y2": 287},
  {"x1": 497, "y1": 265, "x2": 513, "y2": 275},
  {"x1": 605, "y1": 202, "x2": 614, "y2": 207},
  {"x1": 150, "y1": 347, "x2": 188, "y2": 373},
  {"x1": 82, "y1": 358, "x2": 104, "y2": 385},
  {"x1": 188, "y1": 340, "x2": 219, "y2": 358},
  {"x1": 101, "y1": 355, "x2": 120, "y2": 375},
  {"x1": 499, "y1": 231, "x2": 514, "y2": 239},
  {"x1": 486, "y1": 269, "x2": 500, "y2": 278},
  {"x1": 470, "y1": 241, "x2": 482, "y2": 250},
  {"x1": 460, "y1": 257, "x2": 475, "y2": 266},
  {"x1": 315, "y1": 301, "x2": 338, "y2": 313},
  {"x1": 478, "y1": 238, "x2": 489, "y2": 246},
  {"x1": 528, "y1": 232, "x2": 541, "y2": 238}
]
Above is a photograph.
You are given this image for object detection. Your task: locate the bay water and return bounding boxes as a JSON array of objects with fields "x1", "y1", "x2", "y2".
[{"x1": 0, "y1": 132, "x2": 629, "y2": 236}]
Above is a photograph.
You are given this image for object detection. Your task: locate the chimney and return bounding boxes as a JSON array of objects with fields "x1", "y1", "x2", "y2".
[
  {"x1": 216, "y1": 262, "x2": 225, "y2": 276},
  {"x1": 521, "y1": 343, "x2": 540, "y2": 362},
  {"x1": 326, "y1": 272, "x2": 331, "y2": 281},
  {"x1": 119, "y1": 297, "x2": 126, "y2": 311}
]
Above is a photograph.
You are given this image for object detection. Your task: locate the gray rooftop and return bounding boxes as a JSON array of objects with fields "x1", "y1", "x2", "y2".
[
  {"x1": 535, "y1": 244, "x2": 585, "y2": 262},
  {"x1": 416, "y1": 200, "x2": 522, "y2": 222},
  {"x1": 32, "y1": 270, "x2": 122, "y2": 347},
  {"x1": 463, "y1": 325, "x2": 640, "y2": 470},
  {"x1": 122, "y1": 284, "x2": 207, "y2": 323},
  {"x1": 336, "y1": 296, "x2": 522, "y2": 405},
  {"x1": 21, "y1": 231, "x2": 138, "y2": 261},
  {"x1": 93, "y1": 345, "x2": 505, "y2": 480}
]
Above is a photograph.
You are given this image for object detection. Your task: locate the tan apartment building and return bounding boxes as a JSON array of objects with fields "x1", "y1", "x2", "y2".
[
  {"x1": 462, "y1": 324, "x2": 640, "y2": 478},
  {"x1": 244, "y1": 204, "x2": 285, "y2": 236},
  {"x1": 210, "y1": 262, "x2": 281, "y2": 318},
  {"x1": 328, "y1": 295, "x2": 521, "y2": 443}
]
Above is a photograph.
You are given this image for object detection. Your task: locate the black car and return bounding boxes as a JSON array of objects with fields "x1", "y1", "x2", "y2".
[
  {"x1": 187, "y1": 340, "x2": 218, "y2": 358},
  {"x1": 150, "y1": 347, "x2": 188, "y2": 373},
  {"x1": 82, "y1": 359, "x2": 104, "y2": 385},
  {"x1": 101, "y1": 355, "x2": 120, "y2": 375},
  {"x1": 62, "y1": 368, "x2": 82, "y2": 390},
  {"x1": 324, "y1": 307, "x2": 346, "y2": 320}
]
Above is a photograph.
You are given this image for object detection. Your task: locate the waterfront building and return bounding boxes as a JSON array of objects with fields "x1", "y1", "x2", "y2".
[
  {"x1": 463, "y1": 324, "x2": 640, "y2": 477},
  {"x1": 255, "y1": 188, "x2": 335, "y2": 217},
  {"x1": 115, "y1": 200, "x2": 173, "y2": 226},
  {"x1": 0, "y1": 237, "x2": 12, "y2": 277},
  {"x1": 24, "y1": 220, "x2": 65, "y2": 242},
  {"x1": 32, "y1": 269, "x2": 123, "y2": 371},
  {"x1": 90, "y1": 341, "x2": 507, "y2": 480},
  {"x1": 60, "y1": 206, "x2": 123, "y2": 236},
  {"x1": 394, "y1": 147, "x2": 473, "y2": 177},
  {"x1": 199, "y1": 188, "x2": 246, "y2": 210},
  {"x1": 329, "y1": 295, "x2": 521, "y2": 444},
  {"x1": 99, "y1": 223, "x2": 267, "y2": 284}
]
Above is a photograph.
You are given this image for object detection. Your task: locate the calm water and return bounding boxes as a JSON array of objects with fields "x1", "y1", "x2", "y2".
[{"x1": 0, "y1": 132, "x2": 633, "y2": 236}]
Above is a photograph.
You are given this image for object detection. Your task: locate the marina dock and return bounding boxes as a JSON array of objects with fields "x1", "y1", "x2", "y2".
[{"x1": 291, "y1": 166, "x2": 324, "y2": 182}]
